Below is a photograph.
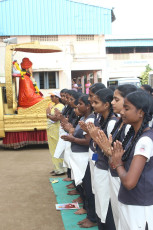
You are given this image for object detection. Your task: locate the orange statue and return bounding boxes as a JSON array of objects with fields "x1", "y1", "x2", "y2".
[{"x1": 18, "y1": 58, "x2": 43, "y2": 108}]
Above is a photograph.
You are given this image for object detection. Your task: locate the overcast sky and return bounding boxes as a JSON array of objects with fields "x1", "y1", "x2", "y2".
[
  {"x1": 112, "y1": 0, "x2": 153, "y2": 36},
  {"x1": 72, "y1": 0, "x2": 153, "y2": 37}
]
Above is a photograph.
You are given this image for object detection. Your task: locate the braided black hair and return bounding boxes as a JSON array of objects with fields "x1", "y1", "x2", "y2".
[
  {"x1": 95, "y1": 88, "x2": 114, "y2": 135},
  {"x1": 100, "y1": 106, "x2": 114, "y2": 136},
  {"x1": 111, "y1": 118, "x2": 122, "y2": 136},
  {"x1": 111, "y1": 118, "x2": 124, "y2": 145},
  {"x1": 62, "y1": 105, "x2": 72, "y2": 116},
  {"x1": 72, "y1": 116, "x2": 82, "y2": 128},
  {"x1": 121, "y1": 91, "x2": 153, "y2": 161}
]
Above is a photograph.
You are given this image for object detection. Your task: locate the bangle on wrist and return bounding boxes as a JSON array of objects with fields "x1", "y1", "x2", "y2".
[{"x1": 115, "y1": 163, "x2": 124, "y2": 170}]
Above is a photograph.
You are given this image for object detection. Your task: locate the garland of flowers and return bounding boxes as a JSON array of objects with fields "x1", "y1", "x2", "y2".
[{"x1": 13, "y1": 61, "x2": 40, "y2": 94}]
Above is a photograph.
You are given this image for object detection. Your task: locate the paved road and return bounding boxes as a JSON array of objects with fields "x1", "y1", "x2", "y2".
[{"x1": 0, "y1": 142, "x2": 65, "y2": 230}]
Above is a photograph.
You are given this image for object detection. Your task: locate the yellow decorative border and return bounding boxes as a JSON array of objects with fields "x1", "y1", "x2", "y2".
[
  {"x1": 18, "y1": 97, "x2": 52, "y2": 115},
  {"x1": 0, "y1": 86, "x2": 5, "y2": 137},
  {"x1": 5, "y1": 45, "x2": 13, "y2": 108}
]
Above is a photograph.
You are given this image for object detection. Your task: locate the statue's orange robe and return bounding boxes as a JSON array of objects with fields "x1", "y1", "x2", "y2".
[{"x1": 18, "y1": 74, "x2": 43, "y2": 108}]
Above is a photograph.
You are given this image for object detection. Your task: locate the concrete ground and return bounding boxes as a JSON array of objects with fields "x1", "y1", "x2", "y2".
[{"x1": 0, "y1": 142, "x2": 65, "y2": 230}]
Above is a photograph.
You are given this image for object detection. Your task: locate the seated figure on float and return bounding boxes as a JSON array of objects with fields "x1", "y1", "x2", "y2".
[{"x1": 17, "y1": 58, "x2": 43, "y2": 108}]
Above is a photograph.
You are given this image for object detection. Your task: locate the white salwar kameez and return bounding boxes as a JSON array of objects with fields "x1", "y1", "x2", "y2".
[
  {"x1": 109, "y1": 171, "x2": 120, "y2": 229},
  {"x1": 94, "y1": 166, "x2": 110, "y2": 222},
  {"x1": 54, "y1": 126, "x2": 67, "y2": 159},
  {"x1": 69, "y1": 116, "x2": 94, "y2": 186},
  {"x1": 69, "y1": 151, "x2": 89, "y2": 186},
  {"x1": 93, "y1": 119, "x2": 116, "y2": 223},
  {"x1": 63, "y1": 141, "x2": 71, "y2": 168}
]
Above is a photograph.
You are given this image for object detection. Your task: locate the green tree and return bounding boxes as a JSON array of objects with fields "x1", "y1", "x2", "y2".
[{"x1": 139, "y1": 64, "x2": 153, "y2": 85}]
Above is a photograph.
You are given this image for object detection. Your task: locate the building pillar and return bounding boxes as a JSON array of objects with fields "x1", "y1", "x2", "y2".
[
  {"x1": 93, "y1": 71, "x2": 98, "y2": 83},
  {"x1": 81, "y1": 75, "x2": 85, "y2": 93},
  {"x1": 87, "y1": 73, "x2": 90, "y2": 81},
  {"x1": 59, "y1": 69, "x2": 72, "y2": 89},
  {"x1": 101, "y1": 67, "x2": 108, "y2": 87}
]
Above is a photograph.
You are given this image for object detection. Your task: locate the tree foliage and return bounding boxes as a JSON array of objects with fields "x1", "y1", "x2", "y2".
[{"x1": 139, "y1": 64, "x2": 153, "y2": 85}]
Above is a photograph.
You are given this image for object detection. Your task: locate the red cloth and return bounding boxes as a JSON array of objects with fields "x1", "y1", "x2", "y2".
[
  {"x1": 3, "y1": 130, "x2": 48, "y2": 149},
  {"x1": 21, "y1": 58, "x2": 32, "y2": 69},
  {"x1": 18, "y1": 74, "x2": 43, "y2": 108}
]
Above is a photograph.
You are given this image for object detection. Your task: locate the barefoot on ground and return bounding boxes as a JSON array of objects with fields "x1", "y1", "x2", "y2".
[
  {"x1": 67, "y1": 184, "x2": 75, "y2": 189},
  {"x1": 77, "y1": 218, "x2": 88, "y2": 225},
  {"x1": 72, "y1": 196, "x2": 83, "y2": 203},
  {"x1": 74, "y1": 208, "x2": 87, "y2": 215},
  {"x1": 66, "y1": 182, "x2": 74, "y2": 188},
  {"x1": 80, "y1": 219, "x2": 97, "y2": 228},
  {"x1": 62, "y1": 177, "x2": 72, "y2": 182},
  {"x1": 67, "y1": 189, "x2": 80, "y2": 195}
]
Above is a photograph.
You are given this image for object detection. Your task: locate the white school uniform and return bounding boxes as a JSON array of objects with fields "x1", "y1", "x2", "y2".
[
  {"x1": 63, "y1": 141, "x2": 71, "y2": 168},
  {"x1": 118, "y1": 136, "x2": 153, "y2": 230},
  {"x1": 89, "y1": 148, "x2": 95, "y2": 194},
  {"x1": 69, "y1": 116, "x2": 94, "y2": 186},
  {"x1": 54, "y1": 125, "x2": 67, "y2": 159},
  {"x1": 93, "y1": 119, "x2": 116, "y2": 223}
]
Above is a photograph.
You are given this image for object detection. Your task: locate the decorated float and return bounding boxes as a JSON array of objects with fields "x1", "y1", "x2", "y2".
[{"x1": 0, "y1": 42, "x2": 62, "y2": 149}]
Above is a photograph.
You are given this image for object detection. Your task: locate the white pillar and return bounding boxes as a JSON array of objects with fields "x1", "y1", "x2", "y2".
[
  {"x1": 59, "y1": 69, "x2": 72, "y2": 89},
  {"x1": 87, "y1": 73, "x2": 90, "y2": 81},
  {"x1": 93, "y1": 71, "x2": 98, "y2": 83},
  {"x1": 81, "y1": 75, "x2": 85, "y2": 93}
]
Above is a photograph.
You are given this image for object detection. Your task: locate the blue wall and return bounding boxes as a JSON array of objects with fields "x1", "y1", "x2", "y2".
[
  {"x1": 106, "y1": 39, "x2": 153, "y2": 47},
  {"x1": 0, "y1": 0, "x2": 112, "y2": 35}
]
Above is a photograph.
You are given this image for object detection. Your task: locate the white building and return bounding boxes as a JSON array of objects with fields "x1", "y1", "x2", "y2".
[{"x1": 0, "y1": 0, "x2": 114, "y2": 95}]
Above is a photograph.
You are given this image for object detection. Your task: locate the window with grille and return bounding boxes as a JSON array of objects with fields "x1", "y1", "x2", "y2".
[
  {"x1": 77, "y1": 35, "x2": 94, "y2": 41},
  {"x1": 33, "y1": 71, "x2": 59, "y2": 89},
  {"x1": 106, "y1": 46, "x2": 153, "y2": 54},
  {"x1": 0, "y1": 36, "x2": 10, "y2": 42},
  {"x1": 31, "y1": 35, "x2": 58, "y2": 42}
]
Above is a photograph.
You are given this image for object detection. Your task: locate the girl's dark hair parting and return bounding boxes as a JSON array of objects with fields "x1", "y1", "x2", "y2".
[
  {"x1": 90, "y1": 82, "x2": 106, "y2": 94},
  {"x1": 79, "y1": 94, "x2": 91, "y2": 105},
  {"x1": 111, "y1": 84, "x2": 137, "y2": 144},
  {"x1": 141, "y1": 84, "x2": 153, "y2": 94},
  {"x1": 122, "y1": 91, "x2": 153, "y2": 161},
  {"x1": 95, "y1": 88, "x2": 114, "y2": 133},
  {"x1": 60, "y1": 88, "x2": 68, "y2": 93},
  {"x1": 73, "y1": 94, "x2": 91, "y2": 127},
  {"x1": 117, "y1": 84, "x2": 137, "y2": 98}
]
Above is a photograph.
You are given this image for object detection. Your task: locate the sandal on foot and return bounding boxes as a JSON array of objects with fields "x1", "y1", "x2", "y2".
[{"x1": 51, "y1": 172, "x2": 66, "y2": 176}]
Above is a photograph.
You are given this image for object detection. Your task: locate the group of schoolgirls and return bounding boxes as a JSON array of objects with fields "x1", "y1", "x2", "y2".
[{"x1": 53, "y1": 83, "x2": 153, "y2": 230}]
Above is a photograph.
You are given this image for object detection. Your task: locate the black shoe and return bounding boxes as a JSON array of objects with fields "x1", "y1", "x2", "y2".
[{"x1": 51, "y1": 172, "x2": 66, "y2": 176}]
